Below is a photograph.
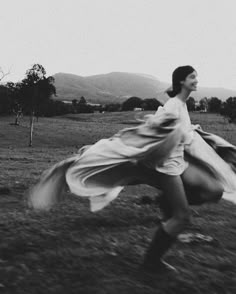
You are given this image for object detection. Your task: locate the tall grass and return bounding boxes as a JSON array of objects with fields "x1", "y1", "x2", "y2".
[{"x1": 0, "y1": 112, "x2": 235, "y2": 294}]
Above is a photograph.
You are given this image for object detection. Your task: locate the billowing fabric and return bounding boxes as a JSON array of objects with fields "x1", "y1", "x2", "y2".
[
  {"x1": 154, "y1": 97, "x2": 193, "y2": 175},
  {"x1": 28, "y1": 110, "x2": 236, "y2": 212}
]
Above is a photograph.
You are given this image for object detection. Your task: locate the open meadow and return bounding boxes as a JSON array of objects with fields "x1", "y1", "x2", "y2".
[{"x1": 0, "y1": 111, "x2": 236, "y2": 294}]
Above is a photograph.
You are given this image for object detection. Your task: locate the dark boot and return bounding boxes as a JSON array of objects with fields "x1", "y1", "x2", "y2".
[{"x1": 143, "y1": 225, "x2": 177, "y2": 274}]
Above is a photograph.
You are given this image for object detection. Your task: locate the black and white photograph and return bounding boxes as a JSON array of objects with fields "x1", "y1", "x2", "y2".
[{"x1": 0, "y1": 0, "x2": 236, "y2": 293}]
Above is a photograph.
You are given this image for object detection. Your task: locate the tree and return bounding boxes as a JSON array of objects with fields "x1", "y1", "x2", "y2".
[
  {"x1": 122, "y1": 97, "x2": 143, "y2": 111},
  {"x1": 141, "y1": 98, "x2": 162, "y2": 111},
  {"x1": 199, "y1": 97, "x2": 208, "y2": 112},
  {"x1": 0, "y1": 67, "x2": 10, "y2": 82},
  {"x1": 20, "y1": 64, "x2": 56, "y2": 146},
  {"x1": 220, "y1": 97, "x2": 236, "y2": 122},
  {"x1": 104, "y1": 103, "x2": 121, "y2": 112},
  {"x1": 71, "y1": 99, "x2": 78, "y2": 113},
  {"x1": 78, "y1": 96, "x2": 87, "y2": 105},
  {"x1": 0, "y1": 84, "x2": 11, "y2": 114},
  {"x1": 0, "y1": 82, "x2": 21, "y2": 120},
  {"x1": 7, "y1": 82, "x2": 22, "y2": 125},
  {"x1": 186, "y1": 96, "x2": 195, "y2": 112},
  {"x1": 77, "y1": 96, "x2": 93, "y2": 113},
  {"x1": 35, "y1": 76, "x2": 56, "y2": 118},
  {"x1": 0, "y1": 67, "x2": 15, "y2": 115},
  {"x1": 208, "y1": 97, "x2": 222, "y2": 113},
  {"x1": 42, "y1": 100, "x2": 70, "y2": 117}
]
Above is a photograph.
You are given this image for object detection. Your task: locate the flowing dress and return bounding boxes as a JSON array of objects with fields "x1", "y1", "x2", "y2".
[{"x1": 28, "y1": 100, "x2": 236, "y2": 212}]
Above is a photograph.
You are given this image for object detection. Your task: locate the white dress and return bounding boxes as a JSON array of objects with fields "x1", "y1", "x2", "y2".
[
  {"x1": 28, "y1": 102, "x2": 236, "y2": 212},
  {"x1": 155, "y1": 97, "x2": 194, "y2": 175}
]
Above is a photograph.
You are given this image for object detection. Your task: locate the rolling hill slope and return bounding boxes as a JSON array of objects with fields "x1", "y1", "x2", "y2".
[{"x1": 53, "y1": 72, "x2": 236, "y2": 104}]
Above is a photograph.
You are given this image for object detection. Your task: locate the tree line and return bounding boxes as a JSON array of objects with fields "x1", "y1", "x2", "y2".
[
  {"x1": 186, "y1": 96, "x2": 236, "y2": 122},
  {"x1": 71, "y1": 96, "x2": 163, "y2": 113},
  {"x1": 0, "y1": 63, "x2": 236, "y2": 129},
  {"x1": 0, "y1": 64, "x2": 61, "y2": 120},
  {"x1": 0, "y1": 64, "x2": 59, "y2": 146}
]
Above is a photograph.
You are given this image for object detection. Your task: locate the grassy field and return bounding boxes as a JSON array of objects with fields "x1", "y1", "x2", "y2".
[{"x1": 0, "y1": 111, "x2": 236, "y2": 294}]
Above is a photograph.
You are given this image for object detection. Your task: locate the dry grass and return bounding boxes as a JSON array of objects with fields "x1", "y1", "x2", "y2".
[{"x1": 0, "y1": 112, "x2": 235, "y2": 294}]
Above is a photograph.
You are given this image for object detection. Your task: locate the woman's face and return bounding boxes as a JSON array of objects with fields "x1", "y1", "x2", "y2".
[{"x1": 181, "y1": 71, "x2": 198, "y2": 92}]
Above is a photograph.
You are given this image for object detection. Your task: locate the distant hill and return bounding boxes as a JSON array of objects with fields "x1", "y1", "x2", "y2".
[{"x1": 53, "y1": 72, "x2": 236, "y2": 104}]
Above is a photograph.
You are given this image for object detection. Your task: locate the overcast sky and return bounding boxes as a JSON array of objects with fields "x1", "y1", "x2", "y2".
[{"x1": 1, "y1": 0, "x2": 236, "y2": 89}]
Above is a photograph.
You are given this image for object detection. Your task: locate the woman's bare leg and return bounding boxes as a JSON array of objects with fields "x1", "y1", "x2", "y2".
[
  {"x1": 142, "y1": 172, "x2": 191, "y2": 273},
  {"x1": 103, "y1": 162, "x2": 191, "y2": 236},
  {"x1": 156, "y1": 173, "x2": 191, "y2": 237}
]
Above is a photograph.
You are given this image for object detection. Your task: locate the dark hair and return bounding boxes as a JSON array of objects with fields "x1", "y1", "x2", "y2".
[{"x1": 166, "y1": 65, "x2": 196, "y2": 98}]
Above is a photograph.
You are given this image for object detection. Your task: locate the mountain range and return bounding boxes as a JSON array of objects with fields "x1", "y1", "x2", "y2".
[{"x1": 53, "y1": 72, "x2": 236, "y2": 104}]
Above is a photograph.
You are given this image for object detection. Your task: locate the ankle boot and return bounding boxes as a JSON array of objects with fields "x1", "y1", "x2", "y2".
[{"x1": 143, "y1": 225, "x2": 177, "y2": 273}]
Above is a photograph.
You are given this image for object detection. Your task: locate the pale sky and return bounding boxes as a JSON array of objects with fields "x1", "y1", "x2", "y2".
[{"x1": 1, "y1": 0, "x2": 236, "y2": 89}]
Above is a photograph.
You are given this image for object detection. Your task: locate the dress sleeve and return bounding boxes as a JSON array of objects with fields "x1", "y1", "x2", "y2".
[
  {"x1": 146, "y1": 99, "x2": 180, "y2": 130},
  {"x1": 162, "y1": 99, "x2": 180, "y2": 118}
]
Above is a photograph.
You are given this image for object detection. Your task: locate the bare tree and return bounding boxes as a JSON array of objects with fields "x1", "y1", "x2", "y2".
[{"x1": 0, "y1": 67, "x2": 10, "y2": 82}]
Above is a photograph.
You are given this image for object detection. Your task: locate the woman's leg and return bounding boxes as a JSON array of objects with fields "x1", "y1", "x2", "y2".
[
  {"x1": 104, "y1": 162, "x2": 192, "y2": 272},
  {"x1": 124, "y1": 164, "x2": 186, "y2": 222},
  {"x1": 156, "y1": 174, "x2": 191, "y2": 236},
  {"x1": 136, "y1": 161, "x2": 224, "y2": 217},
  {"x1": 142, "y1": 173, "x2": 191, "y2": 273}
]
